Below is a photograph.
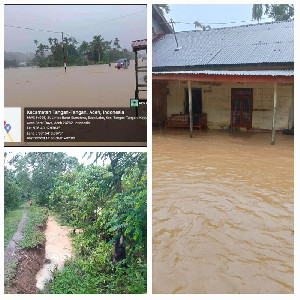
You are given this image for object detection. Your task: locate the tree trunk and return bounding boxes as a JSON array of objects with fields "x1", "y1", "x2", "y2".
[{"x1": 108, "y1": 153, "x2": 126, "y2": 264}]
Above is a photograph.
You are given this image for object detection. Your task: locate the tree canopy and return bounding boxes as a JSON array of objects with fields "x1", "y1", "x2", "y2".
[
  {"x1": 32, "y1": 35, "x2": 135, "y2": 67},
  {"x1": 252, "y1": 4, "x2": 294, "y2": 23},
  {"x1": 157, "y1": 4, "x2": 170, "y2": 15}
]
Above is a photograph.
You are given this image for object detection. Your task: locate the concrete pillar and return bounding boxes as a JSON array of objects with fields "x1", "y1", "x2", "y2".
[
  {"x1": 188, "y1": 80, "x2": 193, "y2": 138},
  {"x1": 271, "y1": 82, "x2": 278, "y2": 145}
]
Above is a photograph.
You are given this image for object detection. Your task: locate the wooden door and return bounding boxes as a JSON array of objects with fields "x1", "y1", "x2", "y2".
[{"x1": 231, "y1": 88, "x2": 253, "y2": 128}]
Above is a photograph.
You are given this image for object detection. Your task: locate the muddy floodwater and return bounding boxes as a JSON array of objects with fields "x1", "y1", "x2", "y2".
[
  {"x1": 36, "y1": 216, "x2": 73, "y2": 290},
  {"x1": 5, "y1": 60, "x2": 146, "y2": 107},
  {"x1": 4, "y1": 60, "x2": 147, "y2": 146},
  {"x1": 152, "y1": 129, "x2": 294, "y2": 294}
]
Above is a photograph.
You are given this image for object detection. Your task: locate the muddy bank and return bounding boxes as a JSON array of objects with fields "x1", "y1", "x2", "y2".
[
  {"x1": 5, "y1": 246, "x2": 45, "y2": 294},
  {"x1": 5, "y1": 224, "x2": 46, "y2": 294},
  {"x1": 152, "y1": 129, "x2": 294, "y2": 294}
]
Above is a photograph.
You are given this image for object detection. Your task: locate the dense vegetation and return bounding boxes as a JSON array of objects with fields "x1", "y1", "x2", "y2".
[
  {"x1": 4, "y1": 152, "x2": 147, "y2": 294},
  {"x1": 252, "y1": 4, "x2": 294, "y2": 22},
  {"x1": 32, "y1": 35, "x2": 135, "y2": 67},
  {"x1": 19, "y1": 206, "x2": 48, "y2": 249},
  {"x1": 4, "y1": 59, "x2": 18, "y2": 68}
]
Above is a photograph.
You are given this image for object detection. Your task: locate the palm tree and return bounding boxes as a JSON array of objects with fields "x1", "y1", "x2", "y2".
[
  {"x1": 194, "y1": 21, "x2": 202, "y2": 29},
  {"x1": 92, "y1": 35, "x2": 104, "y2": 62},
  {"x1": 113, "y1": 37, "x2": 121, "y2": 50},
  {"x1": 194, "y1": 21, "x2": 211, "y2": 31}
]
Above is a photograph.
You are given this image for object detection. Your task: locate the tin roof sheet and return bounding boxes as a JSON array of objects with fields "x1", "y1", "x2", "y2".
[
  {"x1": 153, "y1": 69, "x2": 294, "y2": 76},
  {"x1": 153, "y1": 20, "x2": 294, "y2": 69},
  {"x1": 131, "y1": 39, "x2": 147, "y2": 51}
]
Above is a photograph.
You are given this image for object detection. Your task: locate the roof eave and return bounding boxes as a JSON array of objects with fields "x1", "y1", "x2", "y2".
[
  {"x1": 152, "y1": 62, "x2": 294, "y2": 72},
  {"x1": 152, "y1": 72, "x2": 294, "y2": 83}
]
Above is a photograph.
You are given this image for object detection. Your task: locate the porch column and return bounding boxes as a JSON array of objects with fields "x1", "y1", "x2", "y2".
[
  {"x1": 188, "y1": 80, "x2": 193, "y2": 138},
  {"x1": 271, "y1": 82, "x2": 278, "y2": 145}
]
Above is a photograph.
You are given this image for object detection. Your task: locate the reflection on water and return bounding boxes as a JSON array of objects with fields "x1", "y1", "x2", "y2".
[{"x1": 152, "y1": 129, "x2": 294, "y2": 294}]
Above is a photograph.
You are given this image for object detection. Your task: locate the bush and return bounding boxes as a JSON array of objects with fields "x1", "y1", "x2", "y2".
[
  {"x1": 19, "y1": 206, "x2": 48, "y2": 249},
  {"x1": 44, "y1": 242, "x2": 146, "y2": 294}
]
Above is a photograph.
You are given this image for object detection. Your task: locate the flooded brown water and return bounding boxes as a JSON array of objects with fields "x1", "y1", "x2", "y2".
[
  {"x1": 5, "y1": 60, "x2": 146, "y2": 107},
  {"x1": 152, "y1": 129, "x2": 294, "y2": 294},
  {"x1": 4, "y1": 60, "x2": 147, "y2": 146},
  {"x1": 36, "y1": 216, "x2": 73, "y2": 291}
]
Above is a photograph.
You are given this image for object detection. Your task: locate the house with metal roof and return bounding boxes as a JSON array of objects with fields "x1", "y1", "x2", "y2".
[{"x1": 152, "y1": 20, "x2": 294, "y2": 143}]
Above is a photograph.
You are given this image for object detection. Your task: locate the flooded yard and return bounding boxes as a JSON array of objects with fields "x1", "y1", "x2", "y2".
[
  {"x1": 152, "y1": 129, "x2": 294, "y2": 294},
  {"x1": 5, "y1": 60, "x2": 146, "y2": 107}
]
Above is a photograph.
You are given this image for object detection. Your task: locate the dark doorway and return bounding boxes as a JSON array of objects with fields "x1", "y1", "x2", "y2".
[
  {"x1": 153, "y1": 81, "x2": 168, "y2": 126},
  {"x1": 185, "y1": 88, "x2": 202, "y2": 114},
  {"x1": 231, "y1": 88, "x2": 253, "y2": 129}
]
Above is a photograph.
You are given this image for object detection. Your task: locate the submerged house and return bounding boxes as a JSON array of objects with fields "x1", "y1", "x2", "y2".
[{"x1": 152, "y1": 20, "x2": 294, "y2": 141}]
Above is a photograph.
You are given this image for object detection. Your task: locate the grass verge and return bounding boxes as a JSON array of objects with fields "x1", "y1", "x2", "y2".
[
  {"x1": 19, "y1": 206, "x2": 48, "y2": 249},
  {"x1": 4, "y1": 259, "x2": 18, "y2": 286},
  {"x1": 4, "y1": 206, "x2": 24, "y2": 248},
  {"x1": 43, "y1": 240, "x2": 147, "y2": 294}
]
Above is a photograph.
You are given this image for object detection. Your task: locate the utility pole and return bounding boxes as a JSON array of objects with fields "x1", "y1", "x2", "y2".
[
  {"x1": 62, "y1": 32, "x2": 66, "y2": 73},
  {"x1": 170, "y1": 19, "x2": 179, "y2": 49}
]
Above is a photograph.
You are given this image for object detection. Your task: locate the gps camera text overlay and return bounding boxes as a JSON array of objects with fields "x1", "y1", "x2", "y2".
[{"x1": 24, "y1": 106, "x2": 147, "y2": 143}]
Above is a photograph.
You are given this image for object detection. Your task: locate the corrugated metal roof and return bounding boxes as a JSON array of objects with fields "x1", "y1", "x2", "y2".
[
  {"x1": 153, "y1": 20, "x2": 294, "y2": 69},
  {"x1": 153, "y1": 70, "x2": 294, "y2": 76},
  {"x1": 131, "y1": 39, "x2": 147, "y2": 51}
]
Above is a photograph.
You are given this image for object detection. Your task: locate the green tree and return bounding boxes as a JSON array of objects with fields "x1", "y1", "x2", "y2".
[
  {"x1": 252, "y1": 4, "x2": 264, "y2": 23},
  {"x1": 79, "y1": 40, "x2": 89, "y2": 59},
  {"x1": 193, "y1": 21, "x2": 211, "y2": 31},
  {"x1": 12, "y1": 153, "x2": 79, "y2": 205},
  {"x1": 90, "y1": 35, "x2": 104, "y2": 63},
  {"x1": 157, "y1": 4, "x2": 170, "y2": 15},
  {"x1": 113, "y1": 37, "x2": 121, "y2": 50},
  {"x1": 84, "y1": 152, "x2": 147, "y2": 263},
  {"x1": 34, "y1": 42, "x2": 49, "y2": 67},
  {"x1": 4, "y1": 167, "x2": 22, "y2": 212},
  {"x1": 252, "y1": 4, "x2": 294, "y2": 22},
  {"x1": 4, "y1": 153, "x2": 22, "y2": 212}
]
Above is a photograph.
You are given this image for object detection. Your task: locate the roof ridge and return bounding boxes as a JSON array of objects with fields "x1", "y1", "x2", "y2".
[{"x1": 173, "y1": 19, "x2": 294, "y2": 34}]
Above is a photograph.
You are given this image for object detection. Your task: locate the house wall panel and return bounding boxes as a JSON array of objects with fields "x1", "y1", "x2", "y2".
[{"x1": 165, "y1": 80, "x2": 293, "y2": 130}]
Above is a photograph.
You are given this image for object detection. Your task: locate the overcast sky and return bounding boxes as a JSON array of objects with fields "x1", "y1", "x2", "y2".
[
  {"x1": 4, "y1": 4, "x2": 147, "y2": 53},
  {"x1": 166, "y1": 4, "x2": 273, "y2": 32}
]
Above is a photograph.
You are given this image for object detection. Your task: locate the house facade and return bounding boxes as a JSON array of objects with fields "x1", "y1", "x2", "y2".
[{"x1": 152, "y1": 20, "x2": 294, "y2": 133}]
